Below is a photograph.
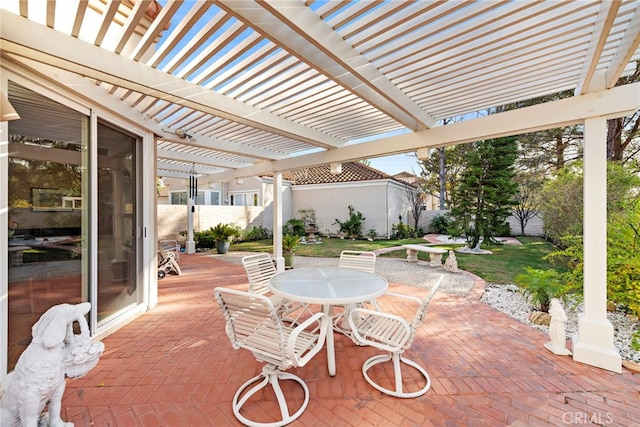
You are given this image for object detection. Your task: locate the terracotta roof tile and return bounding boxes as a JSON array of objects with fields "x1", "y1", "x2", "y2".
[{"x1": 278, "y1": 161, "x2": 416, "y2": 186}]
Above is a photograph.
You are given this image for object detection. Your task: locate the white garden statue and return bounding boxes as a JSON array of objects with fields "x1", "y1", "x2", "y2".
[
  {"x1": 444, "y1": 250, "x2": 458, "y2": 272},
  {"x1": 0, "y1": 302, "x2": 104, "y2": 427},
  {"x1": 544, "y1": 298, "x2": 572, "y2": 356}
]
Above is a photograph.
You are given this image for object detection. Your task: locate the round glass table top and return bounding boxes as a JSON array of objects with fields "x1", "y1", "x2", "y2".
[{"x1": 270, "y1": 267, "x2": 388, "y2": 305}]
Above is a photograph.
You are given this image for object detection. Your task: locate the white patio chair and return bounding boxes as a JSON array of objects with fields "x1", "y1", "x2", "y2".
[
  {"x1": 241, "y1": 253, "x2": 279, "y2": 300},
  {"x1": 333, "y1": 250, "x2": 378, "y2": 333},
  {"x1": 157, "y1": 245, "x2": 181, "y2": 279},
  {"x1": 214, "y1": 287, "x2": 328, "y2": 427},
  {"x1": 347, "y1": 275, "x2": 443, "y2": 398},
  {"x1": 159, "y1": 239, "x2": 180, "y2": 261},
  {"x1": 338, "y1": 250, "x2": 376, "y2": 273},
  {"x1": 242, "y1": 253, "x2": 315, "y2": 326}
]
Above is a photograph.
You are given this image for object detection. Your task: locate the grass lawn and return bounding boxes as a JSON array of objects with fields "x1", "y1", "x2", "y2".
[{"x1": 231, "y1": 235, "x2": 562, "y2": 285}]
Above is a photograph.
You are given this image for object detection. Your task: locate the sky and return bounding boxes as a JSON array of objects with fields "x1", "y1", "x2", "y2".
[
  {"x1": 150, "y1": 1, "x2": 426, "y2": 178},
  {"x1": 368, "y1": 152, "x2": 423, "y2": 176}
]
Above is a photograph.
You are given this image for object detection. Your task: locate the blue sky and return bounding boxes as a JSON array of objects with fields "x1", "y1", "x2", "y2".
[
  {"x1": 153, "y1": 1, "x2": 423, "y2": 177},
  {"x1": 368, "y1": 153, "x2": 422, "y2": 175}
]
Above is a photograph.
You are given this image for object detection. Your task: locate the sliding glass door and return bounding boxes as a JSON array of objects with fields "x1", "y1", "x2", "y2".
[
  {"x1": 96, "y1": 122, "x2": 140, "y2": 322},
  {"x1": 6, "y1": 81, "x2": 141, "y2": 371}
]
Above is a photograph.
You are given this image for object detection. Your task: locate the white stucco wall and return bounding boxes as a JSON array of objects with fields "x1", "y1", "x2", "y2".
[
  {"x1": 158, "y1": 182, "x2": 545, "y2": 243},
  {"x1": 157, "y1": 205, "x2": 264, "y2": 243},
  {"x1": 157, "y1": 177, "x2": 294, "y2": 242},
  {"x1": 291, "y1": 180, "x2": 413, "y2": 238},
  {"x1": 417, "y1": 210, "x2": 545, "y2": 236}
]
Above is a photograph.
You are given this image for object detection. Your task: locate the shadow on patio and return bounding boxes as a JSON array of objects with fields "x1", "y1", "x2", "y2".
[{"x1": 62, "y1": 253, "x2": 640, "y2": 426}]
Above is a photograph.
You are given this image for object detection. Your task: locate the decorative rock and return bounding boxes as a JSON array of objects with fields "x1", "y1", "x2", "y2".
[
  {"x1": 544, "y1": 298, "x2": 572, "y2": 355},
  {"x1": 529, "y1": 311, "x2": 551, "y2": 326},
  {"x1": 480, "y1": 284, "x2": 640, "y2": 363},
  {"x1": 0, "y1": 302, "x2": 104, "y2": 427},
  {"x1": 607, "y1": 301, "x2": 617, "y2": 312}
]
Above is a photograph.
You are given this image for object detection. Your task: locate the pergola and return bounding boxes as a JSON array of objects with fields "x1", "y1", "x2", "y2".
[{"x1": 2, "y1": 1, "x2": 640, "y2": 373}]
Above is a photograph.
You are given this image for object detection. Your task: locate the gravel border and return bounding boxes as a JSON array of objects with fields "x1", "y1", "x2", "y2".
[
  {"x1": 214, "y1": 252, "x2": 476, "y2": 296},
  {"x1": 480, "y1": 283, "x2": 640, "y2": 363}
]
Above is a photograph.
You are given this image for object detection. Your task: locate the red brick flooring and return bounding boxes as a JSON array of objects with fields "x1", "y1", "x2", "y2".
[{"x1": 62, "y1": 253, "x2": 640, "y2": 426}]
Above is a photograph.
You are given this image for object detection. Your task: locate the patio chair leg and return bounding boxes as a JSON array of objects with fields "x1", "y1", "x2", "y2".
[
  {"x1": 233, "y1": 364, "x2": 310, "y2": 427},
  {"x1": 362, "y1": 353, "x2": 432, "y2": 398}
]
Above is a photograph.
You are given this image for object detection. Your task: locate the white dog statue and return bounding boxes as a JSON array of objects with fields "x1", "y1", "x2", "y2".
[
  {"x1": 544, "y1": 298, "x2": 572, "y2": 356},
  {"x1": 0, "y1": 302, "x2": 104, "y2": 427}
]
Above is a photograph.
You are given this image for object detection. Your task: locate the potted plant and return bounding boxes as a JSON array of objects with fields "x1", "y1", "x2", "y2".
[
  {"x1": 8, "y1": 219, "x2": 18, "y2": 237},
  {"x1": 282, "y1": 234, "x2": 301, "y2": 269},
  {"x1": 211, "y1": 222, "x2": 241, "y2": 254}
]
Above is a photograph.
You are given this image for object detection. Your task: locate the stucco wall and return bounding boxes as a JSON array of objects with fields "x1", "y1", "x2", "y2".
[
  {"x1": 291, "y1": 180, "x2": 412, "y2": 238},
  {"x1": 158, "y1": 185, "x2": 545, "y2": 245},
  {"x1": 417, "y1": 210, "x2": 545, "y2": 236},
  {"x1": 157, "y1": 205, "x2": 264, "y2": 243}
]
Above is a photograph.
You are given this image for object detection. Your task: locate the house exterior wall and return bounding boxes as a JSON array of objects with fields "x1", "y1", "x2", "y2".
[
  {"x1": 158, "y1": 181, "x2": 545, "y2": 243},
  {"x1": 157, "y1": 178, "x2": 294, "y2": 242},
  {"x1": 291, "y1": 180, "x2": 412, "y2": 239}
]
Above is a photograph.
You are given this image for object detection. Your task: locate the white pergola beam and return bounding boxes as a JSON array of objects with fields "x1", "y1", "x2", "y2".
[
  {"x1": 218, "y1": 0, "x2": 436, "y2": 130},
  {"x1": 3, "y1": 54, "x2": 285, "y2": 163},
  {"x1": 605, "y1": 3, "x2": 640, "y2": 88},
  {"x1": 156, "y1": 148, "x2": 243, "y2": 169},
  {"x1": 0, "y1": 9, "x2": 344, "y2": 149},
  {"x1": 574, "y1": 0, "x2": 620, "y2": 95},
  {"x1": 204, "y1": 82, "x2": 640, "y2": 183}
]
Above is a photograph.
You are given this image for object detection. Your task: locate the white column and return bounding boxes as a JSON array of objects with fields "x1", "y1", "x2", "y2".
[
  {"x1": 572, "y1": 117, "x2": 621, "y2": 372},
  {"x1": 273, "y1": 172, "x2": 284, "y2": 271},
  {"x1": 185, "y1": 189, "x2": 195, "y2": 254}
]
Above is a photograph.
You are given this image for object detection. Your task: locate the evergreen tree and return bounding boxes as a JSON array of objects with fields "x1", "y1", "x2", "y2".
[{"x1": 449, "y1": 137, "x2": 519, "y2": 248}]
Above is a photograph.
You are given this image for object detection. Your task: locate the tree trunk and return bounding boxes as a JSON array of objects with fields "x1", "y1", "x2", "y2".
[{"x1": 607, "y1": 118, "x2": 624, "y2": 161}]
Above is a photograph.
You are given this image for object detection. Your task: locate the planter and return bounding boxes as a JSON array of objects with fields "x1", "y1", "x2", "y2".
[
  {"x1": 284, "y1": 252, "x2": 295, "y2": 269},
  {"x1": 216, "y1": 240, "x2": 231, "y2": 254}
]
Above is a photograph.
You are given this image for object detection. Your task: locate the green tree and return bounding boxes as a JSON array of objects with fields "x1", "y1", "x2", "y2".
[
  {"x1": 448, "y1": 136, "x2": 519, "y2": 248},
  {"x1": 607, "y1": 60, "x2": 640, "y2": 164},
  {"x1": 419, "y1": 144, "x2": 473, "y2": 209},
  {"x1": 543, "y1": 162, "x2": 640, "y2": 315},
  {"x1": 539, "y1": 161, "x2": 640, "y2": 246}
]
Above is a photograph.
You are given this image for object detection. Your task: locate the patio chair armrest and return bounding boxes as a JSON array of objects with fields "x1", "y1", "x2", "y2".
[
  {"x1": 348, "y1": 308, "x2": 411, "y2": 353},
  {"x1": 383, "y1": 291, "x2": 422, "y2": 306},
  {"x1": 288, "y1": 312, "x2": 329, "y2": 367}
]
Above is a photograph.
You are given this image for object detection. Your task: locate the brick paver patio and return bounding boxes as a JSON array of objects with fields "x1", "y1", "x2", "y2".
[{"x1": 61, "y1": 253, "x2": 640, "y2": 426}]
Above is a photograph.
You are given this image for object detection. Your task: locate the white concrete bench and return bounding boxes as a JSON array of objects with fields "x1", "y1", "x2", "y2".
[
  {"x1": 402, "y1": 244, "x2": 447, "y2": 267},
  {"x1": 8, "y1": 245, "x2": 31, "y2": 266}
]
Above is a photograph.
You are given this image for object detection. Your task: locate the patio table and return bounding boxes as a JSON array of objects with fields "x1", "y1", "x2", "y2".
[{"x1": 270, "y1": 266, "x2": 387, "y2": 376}]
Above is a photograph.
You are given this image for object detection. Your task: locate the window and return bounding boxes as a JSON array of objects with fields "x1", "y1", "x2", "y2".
[
  {"x1": 170, "y1": 190, "x2": 219, "y2": 205},
  {"x1": 210, "y1": 191, "x2": 220, "y2": 205},
  {"x1": 230, "y1": 192, "x2": 259, "y2": 206}
]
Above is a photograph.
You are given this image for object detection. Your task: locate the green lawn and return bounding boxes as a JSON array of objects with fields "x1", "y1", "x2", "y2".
[{"x1": 231, "y1": 235, "x2": 562, "y2": 285}]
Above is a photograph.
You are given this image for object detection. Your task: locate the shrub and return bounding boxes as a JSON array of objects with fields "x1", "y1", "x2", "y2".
[
  {"x1": 194, "y1": 229, "x2": 216, "y2": 249},
  {"x1": 242, "y1": 225, "x2": 270, "y2": 241},
  {"x1": 210, "y1": 222, "x2": 241, "y2": 242},
  {"x1": 334, "y1": 205, "x2": 365, "y2": 237},
  {"x1": 367, "y1": 228, "x2": 377, "y2": 239},
  {"x1": 515, "y1": 267, "x2": 568, "y2": 312},
  {"x1": 283, "y1": 218, "x2": 305, "y2": 236},
  {"x1": 430, "y1": 214, "x2": 451, "y2": 234},
  {"x1": 391, "y1": 215, "x2": 415, "y2": 239}
]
